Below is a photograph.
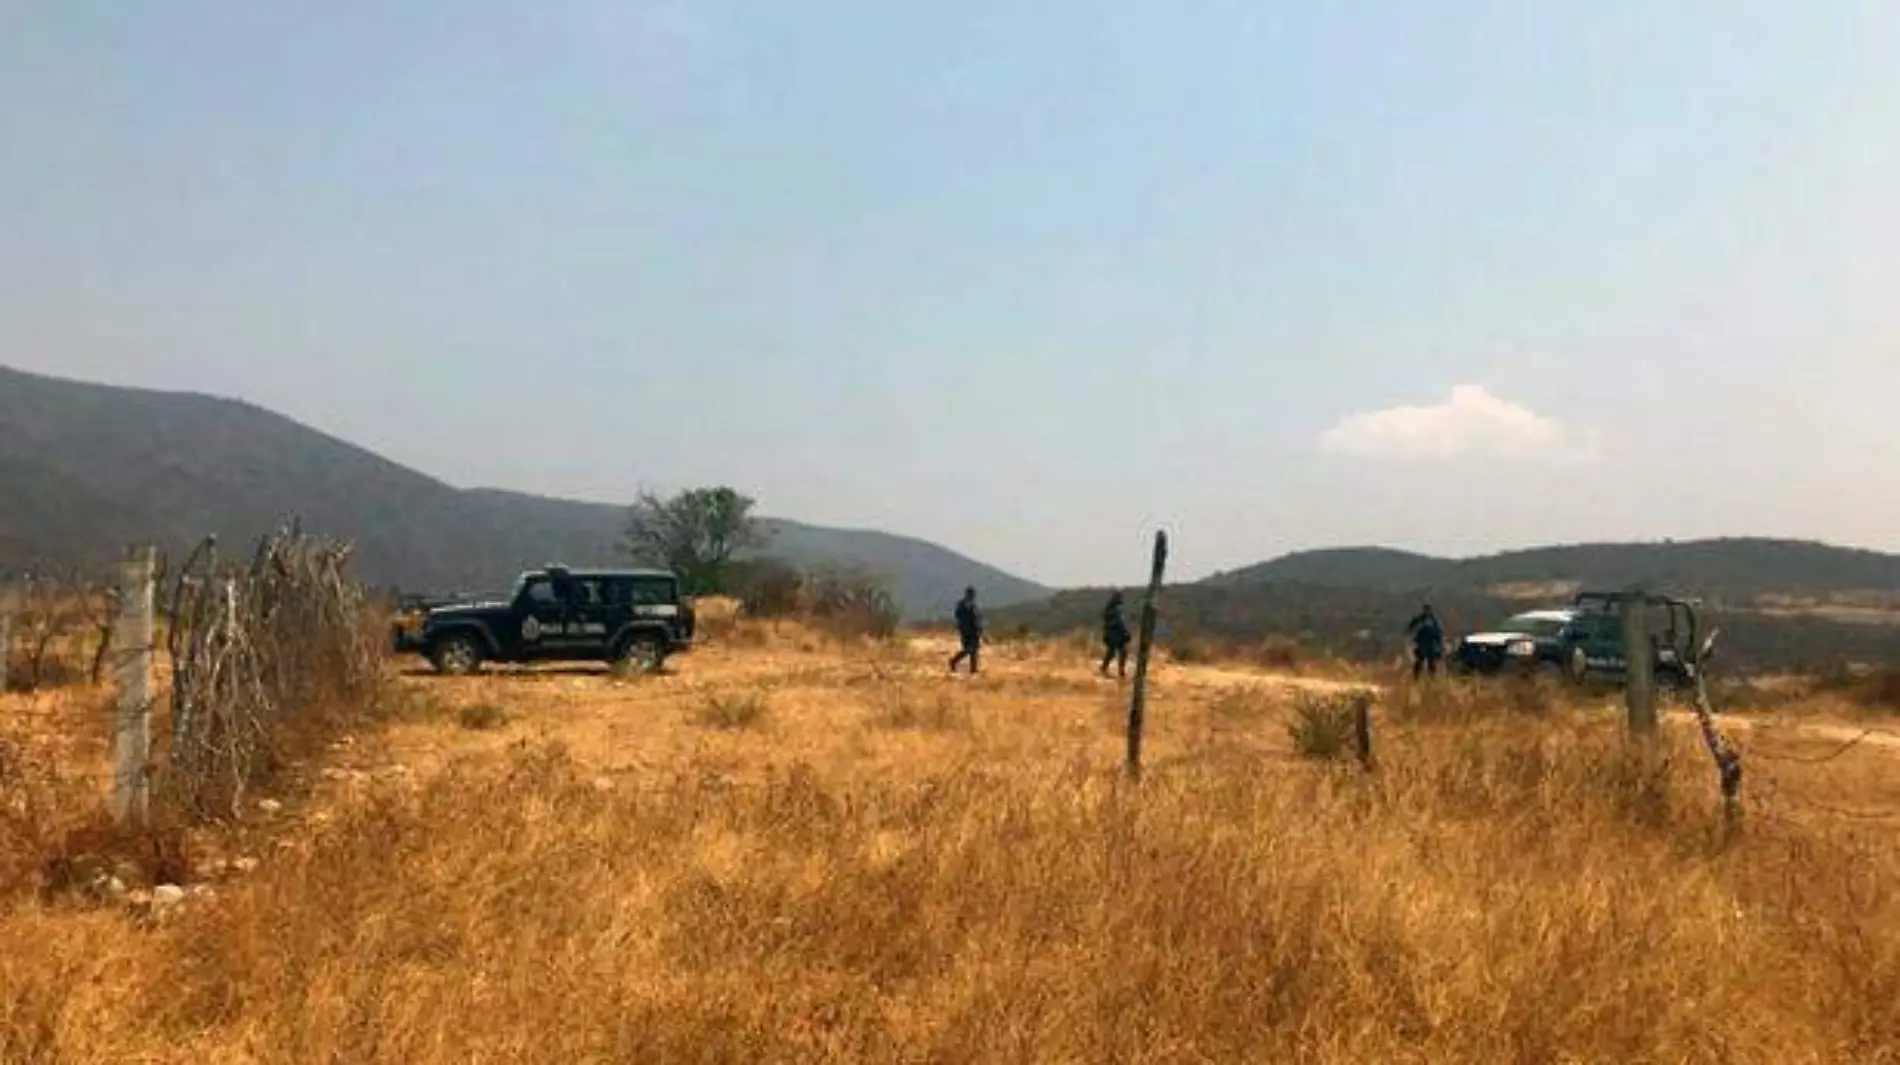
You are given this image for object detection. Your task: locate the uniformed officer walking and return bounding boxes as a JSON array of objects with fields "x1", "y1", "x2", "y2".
[
  {"x1": 948, "y1": 586, "x2": 983, "y2": 675},
  {"x1": 1405, "y1": 602, "x2": 1446, "y2": 679},
  {"x1": 1100, "y1": 590, "x2": 1131, "y2": 678}
]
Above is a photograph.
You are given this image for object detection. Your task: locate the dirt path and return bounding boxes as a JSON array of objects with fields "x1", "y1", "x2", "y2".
[
  {"x1": 372, "y1": 636, "x2": 1899, "y2": 784},
  {"x1": 904, "y1": 635, "x2": 1365, "y2": 695}
]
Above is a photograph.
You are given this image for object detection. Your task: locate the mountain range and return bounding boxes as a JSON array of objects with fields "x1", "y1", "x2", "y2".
[
  {"x1": 1204, "y1": 541, "x2": 1900, "y2": 604},
  {"x1": 6, "y1": 363, "x2": 1900, "y2": 641},
  {"x1": 0, "y1": 365, "x2": 1047, "y2": 620}
]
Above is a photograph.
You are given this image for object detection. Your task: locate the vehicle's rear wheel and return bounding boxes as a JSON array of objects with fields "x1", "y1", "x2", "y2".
[
  {"x1": 611, "y1": 633, "x2": 666, "y2": 676},
  {"x1": 430, "y1": 633, "x2": 484, "y2": 676}
]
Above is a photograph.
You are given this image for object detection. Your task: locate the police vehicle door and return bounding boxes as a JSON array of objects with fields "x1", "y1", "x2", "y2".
[
  {"x1": 563, "y1": 576, "x2": 613, "y2": 655},
  {"x1": 1577, "y1": 611, "x2": 1627, "y2": 674},
  {"x1": 515, "y1": 574, "x2": 568, "y2": 658}
]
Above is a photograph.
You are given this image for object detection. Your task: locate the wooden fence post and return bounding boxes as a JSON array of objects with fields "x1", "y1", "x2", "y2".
[
  {"x1": 1623, "y1": 587, "x2": 1657, "y2": 737},
  {"x1": 113, "y1": 545, "x2": 157, "y2": 826},
  {"x1": 1126, "y1": 530, "x2": 1169, "y2": 780},
  {"x1": 0, "y1": 579, "x2": 15, "y2": 693}
]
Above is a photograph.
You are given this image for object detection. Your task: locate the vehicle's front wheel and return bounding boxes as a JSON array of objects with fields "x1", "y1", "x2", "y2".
[
  {"x1": 430, "y1": 633, "x2": 484, "y2": 676},
  {"x1": 611, "y1": 633, "x2": 666, "y2": 676}
]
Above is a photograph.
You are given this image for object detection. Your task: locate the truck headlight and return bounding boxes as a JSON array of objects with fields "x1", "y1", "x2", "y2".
[{"x1": 1507, "y1": 640, "x2": 1535, "y2": 657}]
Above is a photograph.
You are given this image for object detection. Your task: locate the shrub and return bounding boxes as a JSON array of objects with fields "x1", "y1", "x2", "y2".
[
  {"x1": 732, "y1": 558, "x2": 804, "y2": 619},
  {"x1": 696, "y1": 692, "x2": 770, "y2": 730},
  {"x1": 458, "y1": 704, "x2": 510, "y2": 731},
  {"x1": 1251, "y1": 634, "x2": 1303, "y2": 672},
  {"x1": 1287, "y1": 691, "x2": 1368, "y2": 760},
  {"x1": 802, "y1": 564, "x2": 900, "y2": 641},
  {"x1": 1207, "y1": 685, "x2": 1277, "y2": 725},
  {"x1": 867, "y1": 688, "x2": 971, "y2": 732},
  {"x1": 1168, "y1": 632, "x2": 1222, "y2": 665},
  {"x1": 373, "y1": 684, "x2": 452, "y2": 724}
]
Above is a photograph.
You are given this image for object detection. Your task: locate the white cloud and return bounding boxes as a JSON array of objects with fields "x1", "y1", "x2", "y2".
[{"x1": 1318, "y1": 384, "x2": 1582, "y2": 462}]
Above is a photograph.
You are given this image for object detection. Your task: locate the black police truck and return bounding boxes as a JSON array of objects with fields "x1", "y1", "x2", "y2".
[{"x1": 395, "y1": 565, "x2": 697, "y2": 675}]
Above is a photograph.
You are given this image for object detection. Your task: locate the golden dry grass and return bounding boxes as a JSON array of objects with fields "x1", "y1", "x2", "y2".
[{"x1": 4, "y1": 619, "x2": 1900, "y2": 1062}]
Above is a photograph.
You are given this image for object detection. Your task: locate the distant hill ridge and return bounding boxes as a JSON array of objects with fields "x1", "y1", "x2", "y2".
[
  {"x1": 9, "y1": 362, "x2": 1894, "y2": 628},
  {"x1": 0, "y1": 364, "x2": 1048, "y2": 620},
  {"x1": 1203, "y1": 539, "x2": 1900, "y2": 604}
]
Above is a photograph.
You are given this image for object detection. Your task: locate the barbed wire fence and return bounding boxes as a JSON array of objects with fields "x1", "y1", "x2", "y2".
[
  {"x1": 1723, "y1": 721, "x2": 1900, "y2": 825},
  {"x1": 1, "y1": 525, "x2": 384, "y2": 825},
  {"x1": 159, "y1": 524, "x2": 382, "y2": 821}
]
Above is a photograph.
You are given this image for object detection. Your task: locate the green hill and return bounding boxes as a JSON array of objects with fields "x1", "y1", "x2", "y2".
[
  {"x1": 1203, "y1": 548, "x2": 1449, "y2": 592},
  {"x1": 1205, "y1": 539, "x2": 1900, "y2": 604},
  {"x1": 0, "y1": 365, "x2": 1048, "y2": 620}
]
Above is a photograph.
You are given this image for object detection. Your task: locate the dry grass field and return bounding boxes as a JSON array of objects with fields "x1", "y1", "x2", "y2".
[{"x1": 4, "y1": 607, "x2": 1900, "y2": 1063}]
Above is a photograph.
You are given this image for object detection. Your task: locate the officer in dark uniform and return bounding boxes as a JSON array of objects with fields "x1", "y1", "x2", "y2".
[
  {"x1": 1405, "y1": 602, "x2": 1445, "y2": 679},
  {"x1": 1100, "y1": 590, "x2": 1132, "y2": 678},
  {"x1": 949, "y1": 586, "x2": 983, "y2": 675}
]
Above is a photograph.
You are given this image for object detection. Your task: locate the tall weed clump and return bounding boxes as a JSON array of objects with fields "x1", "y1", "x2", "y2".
[{"x1": 1286, "y1": 691, "x2": 1366, "y2": 760}]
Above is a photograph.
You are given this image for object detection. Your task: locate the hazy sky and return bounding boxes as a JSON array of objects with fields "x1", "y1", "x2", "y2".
[{"x1": 3, "y1": 2, "x2": 1897, "y2": 586}]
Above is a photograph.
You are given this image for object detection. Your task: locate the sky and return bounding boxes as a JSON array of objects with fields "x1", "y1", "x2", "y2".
[{"x1": 2, "y1": 1, "x2": 1897, "y2": 587}]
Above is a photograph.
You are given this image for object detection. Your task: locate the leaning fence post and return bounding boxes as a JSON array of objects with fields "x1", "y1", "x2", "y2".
[
  {"x1": 1622, "y1": 587, "x2": 1657, "y2": 737},
  {"x1": 113, "y1": 545, "x2": 157, "y2": 826},
  {"x1": 1126, "y1": 530, "x2": 1169, "y2": 781}
]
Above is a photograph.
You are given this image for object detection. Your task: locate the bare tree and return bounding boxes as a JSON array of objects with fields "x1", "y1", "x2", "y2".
[
  {"x1": 731, "y1": 556, "x2": 804, "y2": 618},
  {"x1": 8, "y1": 565, "x2": 111, "y2": 690},
  {"x1": 802, "y1": 562, "x2": 900, "y2": 640},
  {"x1": 622, "y1": 486, "x2": 764, "y2": 596}
]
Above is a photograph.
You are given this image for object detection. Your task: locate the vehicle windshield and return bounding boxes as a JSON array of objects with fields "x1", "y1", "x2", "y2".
[
  {"x1": 509, "y1": 572, "x2": 541, "y2": 603},
  {"x1": 1501, "y1": 614, "x2": 1569, "y2": 638}
]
